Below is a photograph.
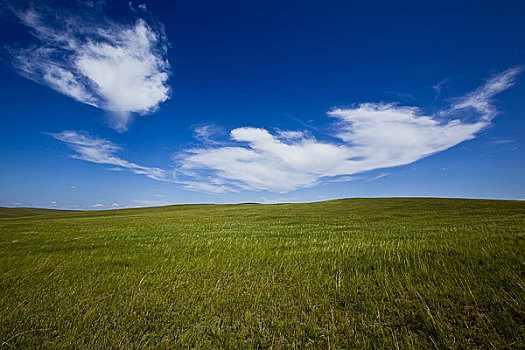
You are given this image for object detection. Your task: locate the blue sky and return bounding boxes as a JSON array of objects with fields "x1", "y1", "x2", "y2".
[{"x1": 0, "y1": 0, "x2": 524, "y2": 209}]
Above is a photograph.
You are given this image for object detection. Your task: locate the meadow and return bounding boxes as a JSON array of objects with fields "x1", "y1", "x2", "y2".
[{"x1": 0, "y1": 198, "x2": 524, "y2": 349}]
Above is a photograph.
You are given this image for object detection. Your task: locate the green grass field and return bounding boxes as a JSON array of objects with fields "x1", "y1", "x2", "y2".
[
  {"x1": 0, "y1": 207, "x2": 72, "y2": 219},
  {"x1": 1, "y1": 198, "x2": 524, "y2": 349}
]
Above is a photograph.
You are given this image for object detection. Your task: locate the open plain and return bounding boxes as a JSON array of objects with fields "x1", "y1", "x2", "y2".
[{"x1": 1, "y1": 198, "x2": 524, "y2": 348}]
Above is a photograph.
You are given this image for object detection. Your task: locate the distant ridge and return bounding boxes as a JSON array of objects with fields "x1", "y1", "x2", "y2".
[
  {"x1": 0, "y1": 207, "x2": 75, "y2": 219},
  {"x1": 1, "y1": 197, "x2": 521, "y2": 219}
]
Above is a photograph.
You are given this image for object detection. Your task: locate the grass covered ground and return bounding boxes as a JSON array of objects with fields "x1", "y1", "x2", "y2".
[
  {"x1": 0, "y1": 198, "x2": 524, "y2": 349},
  {"x1": 0, "y1": 207, "x2": 71, "y2": 219}
]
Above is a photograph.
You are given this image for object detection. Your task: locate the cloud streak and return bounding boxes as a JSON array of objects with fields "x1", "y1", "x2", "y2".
[
  {"x1": 49, "y1": 130, "x2": 235, "y2": 193},
  {"x1": 7, "y1": 1, "x2": 170, "y2": 131},
  {"x1": 447, "y1": 67, "x2": 521, "y2": 121},
  {"x1": 369, "y1": 172, "x2": 391, "y2": 181},
  {"x1": 50, "y1": 131, "x2": 169, "y2": 182}
]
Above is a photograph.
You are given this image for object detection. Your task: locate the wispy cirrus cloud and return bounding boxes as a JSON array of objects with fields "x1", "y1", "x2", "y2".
[
  {"x1": 369, "y1": 172, "x2": 391, "y2": 181},
  {"x1": 50, "y1": 130, "x2": 236, "y2": 193},
  {"x1": 446, "y1": 67, "x2": 521, "y2": 121},
  {"x1": 49, "y1": 130, "x2": 170, "y2": 182},
  {"x1": 192, "y1": 124, "x2": 226, "y2": 146},
  {"x1": 6, "y1": 1, "x2": 170, "y2": 132},
  {"x1": 487, "y1": 138, "x2": 513, "y2": 145},
  {"x1": 51, "y1": 68, "x2": 521, "y2": 194},
  {"x1": 432, "y1": 77, "x2": 451, "y2": 94}
]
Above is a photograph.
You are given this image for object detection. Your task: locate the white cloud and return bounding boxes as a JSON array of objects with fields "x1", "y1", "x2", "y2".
[
  {"x1": 49, "y1": 68, "x2": 521, "y2": 194},
  {"x1": 179, "y1": 108, "x2": 481, "y2": 192},
  {"x1": 488, "y1": 138, "x2": 513, "y2": 145},
  {"x1": 131, "y1": 199, "x2": 171, "y2": 206},
  {"x1": 179, "y1": 180, "x2": 237, "y2": 194},
  {"x1": 329, "y1": 175, "x2": 355, "y2": 183},
  {"x1": 192, "y1": 124, "x2": 225, "y2": 145},
  {"x1": 91, "y1": 203, "x2": 104, "y2": 208},
  {"x1": 50, "y1": 130, "x2": 170, "y2": 182},
  {"x1": 447, "y1": 67, "x2": 522, "y2": 121},
  {"x1": 369, "y1": 172, "x2": 391, "y2": 181},
  {"x1": 8, "y1": 2, "x2": 170, "y2": 132},
  {"x1": 111, "y1": 203, "x2": 119, "y2": 207},
  {"x1": 432, "y1": 78, "x2": 451, "y2": 94},
  {"x1": 178, "y1": 68, "x2": 521, "y2": 192},
  {"x1": 260, "y1": 196, "x2": 299, "y2": 204},
  {"x1": 50, "y1": 130, "x2": 237, "y2": 194},
  {"x1": 180, "y1": 127, "x2": 349, "y2": 192}
]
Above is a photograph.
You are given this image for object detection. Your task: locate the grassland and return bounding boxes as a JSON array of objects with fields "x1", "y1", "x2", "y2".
[
  {"x1": 0, "y1": 198, "x2": 524, "y2": 349},
  {"x1": 0, "y1": 207, "x2": 71, "y2": 219}
]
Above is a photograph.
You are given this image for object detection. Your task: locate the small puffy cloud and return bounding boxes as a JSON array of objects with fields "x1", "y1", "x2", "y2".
[
  {"x1": 50, "y1": 201, "x2": 57, "y2": 204},
  {"x1": 7, "y1": 1, "x2": 170, "y2": 131},
  {"x1": 111, "y1": 203, "x2": 119, "y2": 207},
  {"x1": 91, "y1": 203, "x2": 104, "y2": 208}
]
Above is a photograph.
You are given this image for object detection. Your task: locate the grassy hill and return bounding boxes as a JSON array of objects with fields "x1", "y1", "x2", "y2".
[
  {"x1": 0, "y1": 198, "x2": 524, "y2": 348},
  {"x1": 0, "y1": 207, "x2": 72, "y2": 219}
]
